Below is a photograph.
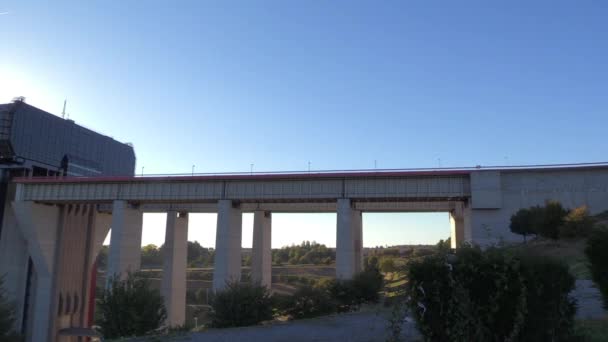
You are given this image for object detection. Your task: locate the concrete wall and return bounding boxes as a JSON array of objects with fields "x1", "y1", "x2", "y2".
[{"x1": 469, "y1": 169, "x2": 608, "y2": 245}]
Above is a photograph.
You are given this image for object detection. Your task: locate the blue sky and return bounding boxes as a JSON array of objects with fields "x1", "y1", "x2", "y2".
[{"x1": 1, "y1": 1, "x2": 606, "y2": 247}]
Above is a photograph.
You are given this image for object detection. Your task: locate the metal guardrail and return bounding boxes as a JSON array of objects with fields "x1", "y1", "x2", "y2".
[
  {"x1": 131, "y1": 161, "x2": 608, "y2": 178},
  {"x1": 13, "y1": 161, "x2": 608, "y2": 182}
]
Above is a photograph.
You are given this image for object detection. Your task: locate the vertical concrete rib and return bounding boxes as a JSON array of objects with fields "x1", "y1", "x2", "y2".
[
  {"x1": 336, "y1": 199, "x2": 362, "y2": 280},
  {"x1": 162, "y1": 211, "x2": 188, "y2": 327},
  {"x1": 251, "y1": 211, "x2": 272, "y2": 288},
  {"x1": 213, "y1": 200, "x2": 242, "y2": 291},
  {"x1": 106, "y1": 200, "x2": 143, "y2": 285}
]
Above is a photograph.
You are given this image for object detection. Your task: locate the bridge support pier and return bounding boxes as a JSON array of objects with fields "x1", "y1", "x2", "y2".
[
  {"x1": 336, "y1": 199, "x2": 363, "y2": 280},
  {"x1": 162, "y1": 211, "x2": 188, "y2": 327},
  {"x1": 106, "y1": 200, "x2": 143, "y2": 285},
  {"x1": 213, "y1": 200, "x2": 242, "y2": 291},
  {"x1": 12, "y1": 201, "x2": 61, "y2": 342},
  {"x1": 252, "y1": 211, "x2": 272, "y2": 288},
  {"x1": 450, "y1": 202, "x2": 471, "y2": 248}
]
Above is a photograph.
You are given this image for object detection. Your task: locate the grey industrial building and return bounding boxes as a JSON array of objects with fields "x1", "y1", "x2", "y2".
[{"x1": 0, "y1": 98, "x2": 136, "y2": 338}]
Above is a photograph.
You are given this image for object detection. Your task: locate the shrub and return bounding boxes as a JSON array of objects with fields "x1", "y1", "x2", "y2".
[
  {"x1": 560, "y1": 206, "x2": 595, "y2": 238},
  {"x1": 406, "y1": 245, "x2": 576, "y2": 341},
  {"x1": 281, "y1": 285, "x2": 336, "y2": 319},
  {"x1": 379, "y1": 257, "x2": 397, "y2": 273},
  {"x1": 327, "y1": 279, "x2": 359, "y2": 312},
  {"x1": 209, "y1": 281, "x2": 273, "y2": 328},
  {"x1": 586, "y1": 226, "x2": 608, "y2": 309},
  {"x1": 351, "y1": 265, "x2": 383, "y2": 303},
  {"x1": 0, "y1": 276, "x2": 21, "y2": 342},
  {"x1": 97, "y1": 273, "x2": 167, "y2": 339},
  {"x1": 539, "y1": 201, "x2": 568, "y2": 239},
  {"x1": 518, "y1": 254, "x2": 576, "y2": 340}
]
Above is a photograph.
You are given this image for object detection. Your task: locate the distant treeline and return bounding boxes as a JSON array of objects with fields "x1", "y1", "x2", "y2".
[
  {"x1": 96, "y1": 240, "x2": 438, "y2": 269},
  {"x1": 272, "y1": 241, "x2": 334, "y2": 265},
  {"x1": 97, "y1": 241, "x2": 337, "y2": 269}
]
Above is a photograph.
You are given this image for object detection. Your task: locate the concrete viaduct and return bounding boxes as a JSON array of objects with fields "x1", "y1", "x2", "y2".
[{"x1": 3, "y1": 163, "x2": 608, "y2": 341}]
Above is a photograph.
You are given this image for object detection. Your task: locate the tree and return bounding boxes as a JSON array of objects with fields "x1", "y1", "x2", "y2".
[
  {"x1": 97, "y1": 273, "x2": 167, "y2": 338},
  {"x1": 559, "y1": 206, "x2": 595, "y2": 238},
  {"x1": 510, "y1": 202, "x2": 568, "y2": 240},
  {"x1": 141, "y1": 244, "x2": 163, "y2": 268},
  {"x1": 539, "y1": 201, "x2": 568, "y2": 239},
  {"x1": 272, "y1": 241, "x2": 335, "y2": 265},
  {"x1": 510, "y1": 208, "x2": 537, "y2": 242}
]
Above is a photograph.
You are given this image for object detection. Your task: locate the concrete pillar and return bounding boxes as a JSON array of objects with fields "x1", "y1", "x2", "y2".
[
  {"x1": 161, "y1": 211, "x2": 188, "y2": 327},
  {"x1": 213, "y1": 200, "x2": 242, "y2": 291},
  {"x1": 450, "y1": 202, "x2": 472, "y2": 248},
  {"x1": 450, "y1": 213, "x2": 464, "y2": 249},
  {"x1": 251, "y1": 211, "x2": 272, "y2": 288},
  {"x1": 336, "y1": 199, "x2": 363, "y2": 280},
  {"x1": 30, "y1": 273, "x2": 54, "y2": 342},
  {"x1": 11, "y1": 201, "x2": 61, "y2": 342},
  {"x1": 106, "y1": 200, "x2": 143, "y2": 285}
]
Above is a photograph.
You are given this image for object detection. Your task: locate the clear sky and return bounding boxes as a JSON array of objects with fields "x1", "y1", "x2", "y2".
[{"x1": 1, "y1": 1, "x2": 607, "y2": 248}]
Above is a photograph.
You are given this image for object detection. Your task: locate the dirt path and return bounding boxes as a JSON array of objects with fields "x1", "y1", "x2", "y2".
[
  {"x1": 126, "y1": 281, "x2": 604, "y2": 342},
  {"x1": 182, "y1": 309, "x2": 419, "y2": 342},
  {"x1": 574, "y1": 280, "x2": 606, "y2": 319}
]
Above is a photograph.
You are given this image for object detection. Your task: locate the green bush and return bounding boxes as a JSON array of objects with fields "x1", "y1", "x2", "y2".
[
  {"x1": 327, "y1": 279, "x2": 359, "y2": 312},
  {"x1": 406, "y1": 246, "x2": 576, "y2": 341},
  {"x1": 351, "y1": 265, "x2": 384, "y2": 303},
  {"x1": 209, "y1": 281, "x2": 273, "y2": 328},
  {"x1": 586, "y1": 226, "x2": 608, "y2": 309},
  {"x1": 323, "y1": 268, "x2": 383, "y2": 313},
  {"x1": 97, "y1": 273, "x2": 167, "y2": 339},
  {"x1": 560, "y1": 206, "x2": 595, "y2": 238},
  {"x1": 540, "y1": 201, "x2": 569, "y2": 239},
  {"x1": 0, "y1": 276, "x2": 22, "y2": 342},
  {"x1": 379, "y1": 257, "x2": 397, "y2": 273},
  {"x1": 280, "y1": 285, "x2": 336, "y2": 319},
  {"x1": 518, "y1": 253, "x2": 576, "y2": 340}
]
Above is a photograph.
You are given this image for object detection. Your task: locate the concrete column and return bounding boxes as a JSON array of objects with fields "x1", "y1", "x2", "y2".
[
  {"x1": 451, "y1": 201, "x2": 475, "y2": 248},
  {"x1": 213, "y1": 200, "x2": 242, "y2": 291},
  {"x1": 106, "y1": 200, "x2": 143, "y2": 284},
  {"x1": 336, "y1": 199, "x2": 362, "y2": 280},
  {"x1": 11, "y1": 201, "x2": 61, "y2": 342},
  {"x1": 161, "y1": 211, "x2": 188, "y2": 327},
  {"x1": 450, "y1": 213, "x2": 464, "y2": 249},
  {"x1": 251, "y1": 211, "x2": 272, "y2": 288},
  {"x1": 450, "y1": 202, "x2": 472, "y2": 248},
  {"x1": 30, "y1": 273, "x2": 53, "y2": 342}
]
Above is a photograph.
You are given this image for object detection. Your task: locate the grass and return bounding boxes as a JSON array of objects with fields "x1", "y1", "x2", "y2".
[{"x1": 575, "y1": 319, "x2": 608, "y2": 341}]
